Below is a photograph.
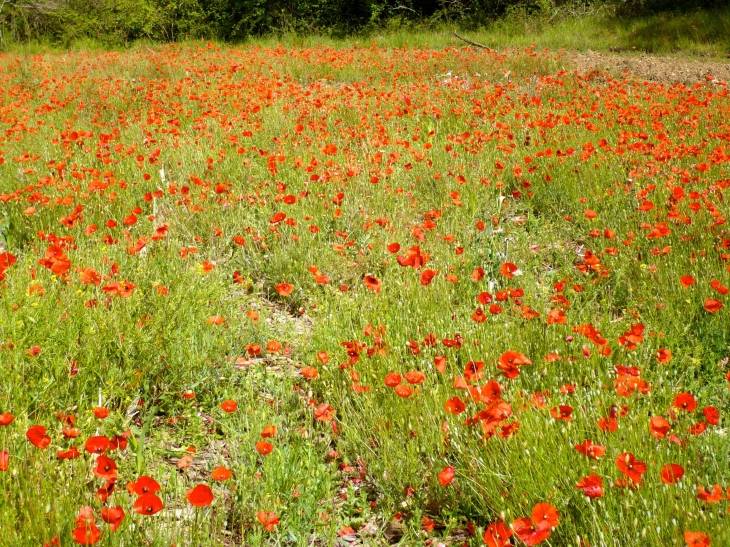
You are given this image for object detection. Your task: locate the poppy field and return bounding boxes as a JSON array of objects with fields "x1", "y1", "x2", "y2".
[{"x1": 0, "y1": 41, "x2": 728, "y2": 546}]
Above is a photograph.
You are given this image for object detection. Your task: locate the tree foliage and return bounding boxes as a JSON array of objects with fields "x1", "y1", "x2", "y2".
[{"x1": 0, "y1": 0, "x2": 725, "y2": 45}]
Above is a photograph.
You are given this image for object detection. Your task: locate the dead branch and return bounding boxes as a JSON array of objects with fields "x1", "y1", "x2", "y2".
[{"x1": 451, "y1": 31, "x2": 494, "y2": 52}]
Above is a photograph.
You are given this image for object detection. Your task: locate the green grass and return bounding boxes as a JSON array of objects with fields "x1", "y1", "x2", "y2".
[
  {"x1": 0, "y1": 38, "x2": 728, "y2": 547},
  {"x1": 479, "y1": 5, "x2": 730, "y2": 56}
]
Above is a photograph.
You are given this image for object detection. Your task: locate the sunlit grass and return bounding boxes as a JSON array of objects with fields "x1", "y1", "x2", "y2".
[{"x1": 0, "y1": 40, "x2": 727, "y2": 546}]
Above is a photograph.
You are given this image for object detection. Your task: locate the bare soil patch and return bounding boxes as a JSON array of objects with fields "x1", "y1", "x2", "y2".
[{"x1": 569, "y1": 51, "x2": 730, "y2": 85}]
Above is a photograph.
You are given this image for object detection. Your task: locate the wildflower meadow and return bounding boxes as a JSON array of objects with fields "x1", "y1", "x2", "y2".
[{"x1": 0, "y1": 41, "x2": 728, "y2": 546}]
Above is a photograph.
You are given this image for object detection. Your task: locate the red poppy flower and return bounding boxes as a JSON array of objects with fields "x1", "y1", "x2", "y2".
[
  {"x1": 84, "y1": 436, "x2": 110, "y2": 454},
  {"x1": 704, "y1": 298, "x2": 723, "y2": 313},
  {"x1": 512, "y1": 517, "x2": 552, "y2": 546},
  {"x1": 420, "y1": 269, "x2": 438, "y2": 286},
  {"x1": 597, "y1": 417, "x2": 618, "y2": 432},
  {"x1": 101, "y1": 280, "x2": 136, "y2": 298},
  {"x1": 268, "y1": 340, "x2": 283, "y2": 355},
  {"x1": 575, "y1": 474, "x2": 604, "y2": 498},
  {"x1": 546, "y1": 309, "x2": 567, "y2": 325},
  {"x1": 133, "y1": 493, "x2": 164, "y2": 515},
  {"x1": 93, "y1": 455, "x2": 118, "y2": 481},
  {"x1": 531, "y1": 503, "x2": 559, "y2": 529},
  {"x1": 696, "y1": 484, "x2": 723, "y2": 503},
  {"x1": 550, "y1": 405, "x2": 573, "y2": 422},
  {"x1": 257, "y1": 511, "x2": 279, "y2": 531},
  {"x1": 394, "y1": 384, "x2": 413, "y2": 398},
  {"x1": 498, "y1": 351, "x2": 530, "y2": 379},
  {"x1": 0, "y1": 252, "x2": 17, "y2": 279},
  {"x1": 301, "y1": 366, "x2": 318, "y2": 379},
  {"x1": 684, "y1": 531, "x2": 710, "y2": 547},
  {"x1": 56, "y1": 446, "x2": 81, "y2": 460},
  {"x1": 38, "y1": 246, "x2": 71, "y2": 276},
  {"x1": 206, "y1": 315, "x2": 226, "y2": 325},
  {"x1": 689, "y1": 421, "x2": 707, "y2": 435},
  {"x1": 434, "y1": 355, "x2": 446, "y2": 374},
  {"x1": 444, "y1": 397, "x2": 466, "y2": 415},
  {"x1": 680, "y1": 275, "x2": 696, "y2": 288},
  {"x1": 437, "y1": 465, "x2": 455, "y2": 486},
  {"x1": 0, "y1": 413, "x2": 14, "y2": 426},
  {"x1": 463, "y1": 361, "x2": 485, "y2": 383},
  {"x1": 131, "y1": 476, "x2": 161, "y2": 495},
  {"x1": 710, "y1": 279, "x2": 729, "y2": 295},
  {"x1": 649, "y1": 416, "x2": 671, "y2": 438},
  {"x1": 660, "y1": 464, "x2": 684, "y2": 485},
  {"x1": 498, "y1": 362, "x2": 520, "y2": 379},
  {"x1": 477, "y1": 292, "x2": 493, "y2": 305},
  {"x1": 574, "y1": 440, "x2": 606, "y2": 460},
  {"x1": 616, "y1": 452, "x2": 646, "y2": 483},
  {"x1": 480, "y1": 380, "x2": 502, "y2": 402},
  {"x1": 79, "y1": 268, "x2": 101, "y2": 286},
  {"x1": 186, "y1": 484, "x2": 214, "y2": 507},
  {"x1": 26, "y1": 425, "x2": 51, "y2": 449},
  {"x1": 673, "y1": 393, "x2": 697, "y2": 412},
  {"x1": 269, "y1": 212, "x2": 286, "y2": 224},
  {"x1": 275, "y1": 282, "x2": 293, "y2": 296},
  {"x1": 100, "y1": 506, "x2": 125, "y2": 532},
  {"x1": 313, "y1": 403, "x2": 335, "y2": 422},
  {"x1": 655, "y1": 348, "x2": 672, "y2": 363},
  {"x1": 63, "y1": 427, "x2": 80, "y2": 439},
  {"x1": 75, "y1": 506, "x2": 95, "y2": 528},
  {"x1": 484, "y1": 521, "x2": 512, "y2": 547},
  {"x1": 95, "y1": 481, "x2": 115, "y2": 503},
  {"x1": 256, "y1": 441, "x2": 273, "y2": 455},
  {"x1": 702, "y1": 406, "x2": 719, "y2": 425},
  {"x1": 471, "y1": 307, "x2": 487, "y2": 323},
  {"x1": 260, "y1": 425, "x2": 277, "y2": 439},
  {"x1": 499, "y1": 351, "x2": 531, "y2": 368},
  {"x1": 212, "y1": 466, "x2": 232, "y2": 481},
  {"x1": 92, "y1": 407, "x2": 110, "y2": 419},
  {"x1": 0, "y1": 451, "x2": 8, "y2": 471},
  {"x1": 72, "y1": 522, "x2": 101, "y2": 545},
  {"x1": 500, "y1": 262, "x2": 519, "y2": 278},
  {"x1": 363, "y1": 275, "x2": 381, "y2": 293},
  {"x1": 220, "y1": 400, "x2": 237, "y2": 413},
  {"x1": 404, "y1": 370, "x2": 426, "y2": 385}
]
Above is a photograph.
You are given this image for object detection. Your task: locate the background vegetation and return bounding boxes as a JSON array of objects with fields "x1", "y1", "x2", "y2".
[{"x1": 0, "y1": 0, "x2": 728, "y2": 49}]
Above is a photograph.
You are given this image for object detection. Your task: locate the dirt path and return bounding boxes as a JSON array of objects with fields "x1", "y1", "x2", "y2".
[{"x1": 569, "y1": 51, "x2": 730, "y2": 85}]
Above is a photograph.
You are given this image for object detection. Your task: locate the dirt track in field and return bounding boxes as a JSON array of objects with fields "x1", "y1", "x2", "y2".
[{"x1": 568, "y1": 51, "x2": 730, "y2": 85}]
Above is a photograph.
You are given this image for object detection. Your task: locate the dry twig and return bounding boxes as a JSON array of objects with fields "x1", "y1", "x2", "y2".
[{"x1": 452, "y1": 31, "x2": 494, "y2": 52}]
